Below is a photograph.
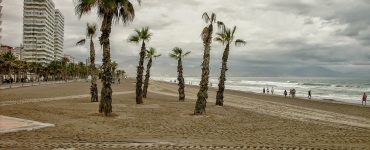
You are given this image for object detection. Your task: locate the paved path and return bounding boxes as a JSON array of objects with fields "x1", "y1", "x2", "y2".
[
  {"x1": 0, "y1": 80, "x2": 86, "y2": 90},
  {"x1": 0, "y1": 115, "x2": 54, "y2": 133},
  {"x1": 0, "y1": 91, "x2": 135, "y2": 106}
]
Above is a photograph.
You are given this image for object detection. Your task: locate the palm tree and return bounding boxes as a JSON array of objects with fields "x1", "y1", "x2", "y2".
[
  {"x1": 214, "y1": 25, "x2": 246, "y2": 106},
  {"x1": 75, "y1": 0, "x2": 139, "y2": 116},
  {"x1": 76, "y1": 23, "x2": 99, "y2": 102},
  {"x1": 143, "y1": 47, "x2": 161, "y2": 98},
  {"x1": 128, "y1": 27, "x2": 152, "y2": 104},
  {"x1": 110, "y1": 61, "x2": 118, "y2": 83},
  {"x1": 169, "y1": 47, "x2": 191, "y2": 101},
  {"x1": 194, "y1": 12, "x2": 223, "y2": 115},
  {"x1": 0, "y1": 52, "x2": 17, "y2": 87}
]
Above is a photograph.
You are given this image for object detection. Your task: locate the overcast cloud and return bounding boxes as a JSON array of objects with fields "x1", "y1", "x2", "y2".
[{"x1": 1, "y1": 0, "x2": 370, "y2": 77}]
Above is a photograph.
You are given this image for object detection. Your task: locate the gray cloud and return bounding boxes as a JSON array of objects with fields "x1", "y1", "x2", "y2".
[{"x1": 1, "y1": 0, "x2": 369, "y2": 77}]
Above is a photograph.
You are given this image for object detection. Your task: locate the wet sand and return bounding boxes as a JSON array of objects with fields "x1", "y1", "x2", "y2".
[{"x1": 0, "y1": 79, "x2": 370, "y2": 149}]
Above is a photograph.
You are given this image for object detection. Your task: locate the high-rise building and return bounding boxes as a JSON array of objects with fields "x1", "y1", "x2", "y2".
[
  {"x1": 54, "y1": 9, "x2": 64, "y2": 60},
  {"x1": 23, "y1": 0, "x2": 64, "y2": 64}
]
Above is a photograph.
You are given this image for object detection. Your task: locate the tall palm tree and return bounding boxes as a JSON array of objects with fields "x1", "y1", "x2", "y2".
[
  {"x1": 128, "y1": 27, "x2": 152, "y2": 104},
  {"x1": 143, "y1": 47, "x2": 161, "y2": 98},
  {"x1": 75, "y1": 0, "x2": 139, "y2": 116},
  {"x1": 194, "y1": 12, "x2": 223, "y2": 115},
  {"x1": 169, "y1": 47, "x2": 191, "y2": 101},
  {"x1": 76, "y1": 23, "x2": 99, "y2": 102},
  {"x1": 214, "y1": 25, "x2": 246, "y2": 106}
]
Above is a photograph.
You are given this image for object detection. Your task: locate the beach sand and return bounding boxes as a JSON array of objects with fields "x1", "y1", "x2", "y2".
[{"x1": 1, "y1": 79, "x2": 370, "y2": 149}]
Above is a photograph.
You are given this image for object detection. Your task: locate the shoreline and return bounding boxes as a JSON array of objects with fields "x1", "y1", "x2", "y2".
[{"x1": 151, "y1": 78, "x2": 369, "y2": 108}]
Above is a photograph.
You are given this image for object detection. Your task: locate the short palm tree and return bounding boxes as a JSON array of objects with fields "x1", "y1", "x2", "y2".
[
  {"x1": 76, "y1": 23, "x2": 98, "y2": 102},
  {"x1": 169, "y1": 47, "x2": 190, "y2": 101},
  {"x1": 75, "y1": 0, "x2": 139, "y2": 116},
  {"x1": 194, "y1": 12, "x2": 223, "y2": 115},
  {"x1": 110, "y1": 61, "x2": 118, "y2": 83},
  {"x1": 215, "y1": 25, "x2": 246, "y2": 106},
  {"x1": 143, "y1": 47, "x2": 161, "y2": 98},
  {"x1": 1, "y1": 52, "x2": 17, "y2": 87},
  {"x1": 128, "y1": 27, "x2": 152, "y2": 104}
]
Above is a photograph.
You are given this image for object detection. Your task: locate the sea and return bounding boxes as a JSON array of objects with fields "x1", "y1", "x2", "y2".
[{"x1": 152, "y1": 77, "x2": 370, "y2": 104}]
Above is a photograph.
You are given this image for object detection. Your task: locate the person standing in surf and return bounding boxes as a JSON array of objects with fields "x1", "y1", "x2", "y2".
[
  {"x1": 308, "y1": 90, "x2": 312, "y2": 99},
  {"x1": 271, "y1": 87, "x2": 274, "y2": 95},
  {"x1": 362, "y1": 93, "x2": 367, "y2": 105},
  {"x1": 284, "y1": 90, "x2": 287, "y2": 98}
]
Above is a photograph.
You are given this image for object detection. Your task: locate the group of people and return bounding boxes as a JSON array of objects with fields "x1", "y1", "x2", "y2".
[
  {"x1": 262, "y1": 87, "x2": 368, "y2": 106},
  {"x1": 262, "y1": 87, "x2": 274, "y2": 95}
]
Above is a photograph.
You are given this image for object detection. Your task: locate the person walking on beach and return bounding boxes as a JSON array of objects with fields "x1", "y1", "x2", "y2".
[
  {"x1": 284, "y1": 90, "x2": 287, "y2": 98},
  {"x1": 267, "y1": 88, "x2": 270, "y2": 94},
  {"x1": 363, "y1": 93, "x2": 367, "y2": 105},
  {"x1": 308, "y1": 90, "x2": 312, "y2": 99},
  {"x1": 271, "y1": 87, "x2": 274, "y2": 95},
  {"x1": 263, "y1": 88, "x2": 265, "y2": 94}
]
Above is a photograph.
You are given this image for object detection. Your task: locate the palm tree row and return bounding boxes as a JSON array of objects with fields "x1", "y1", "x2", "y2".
[
  {"x1": 194, "y1": 12, "x2": 223, "y2": 115},
  {"x1": 0, "y1": 52, "x2": 91, "y2": 85},
  {"x1": 74, "y1": 0, "x2": 246, "y2": 117},
  {"x1": 194, "y1": 12, "x2": 246, "y2": 114}
]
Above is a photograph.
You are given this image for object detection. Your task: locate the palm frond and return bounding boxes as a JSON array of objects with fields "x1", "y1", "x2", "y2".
[
  {"x1": 202, "y1": 12, "x2": 210, "y2": 23},
  {"x1": 217, "y1": 21, "x2": 225, "y2": 31},
  {"x1": 75, "y1": 0, "x2": 98, "y2": 18},
  {"x1": 128, "y1": 35, "x2": 140, "y2": 43},
  {"x1": 169, "y1": 53, "x2": 178, "y2": 59},
  {"x1": 86, "y1": 23, "x2": 97, "y2": 37},
  {"x1": 210, "y1": 12, "x2": 216, "y2": 23},
  {"x1": 232, "y1": 26, "x2": 237, "y2": 37},
  {"x1": 76, "y1": 39, "x2": 86, "y2": 46},
  {"x1": 235, "y1": 39, "x2": 247, "y2": 46},
  {"x1": 183, "y1": 51, "x2": 191, "y2": 57},
  {"x1": 154, "y1": 54, "x2": 161, "y2": 58},
  {"x1": 214, "y1": 37, "x2": 225, "y2": 45},
  {"x1": 119, "y1": 0, "x2": 135, "y2": 24}
]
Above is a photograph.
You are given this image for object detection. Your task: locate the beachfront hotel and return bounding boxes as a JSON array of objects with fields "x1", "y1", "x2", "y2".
[{"x1": 22, "y1": 0, "x2": 64, "y2": 64}]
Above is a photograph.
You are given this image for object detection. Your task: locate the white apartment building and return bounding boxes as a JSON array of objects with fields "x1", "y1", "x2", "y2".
[
  {"x1": 54, "y1": 9, "x2": 64, "y2": 60},
  {"x1": 23, "y1": 0, "x2": 64, "y2": 64}
]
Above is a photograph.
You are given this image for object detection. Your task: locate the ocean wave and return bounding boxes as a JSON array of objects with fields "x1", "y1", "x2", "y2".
[{"x1": 301, "y1": 83, "x2": 331, "y2": 86}]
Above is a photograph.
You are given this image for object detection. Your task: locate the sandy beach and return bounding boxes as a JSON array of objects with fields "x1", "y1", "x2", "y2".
[{"x1": 1, "y1": 78, "x2": 370, "y2": 149}]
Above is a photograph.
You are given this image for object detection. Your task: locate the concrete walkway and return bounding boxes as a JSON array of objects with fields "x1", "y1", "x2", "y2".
[{"x1": 0, "y1": 115, "x2": 54, "y2": 133}]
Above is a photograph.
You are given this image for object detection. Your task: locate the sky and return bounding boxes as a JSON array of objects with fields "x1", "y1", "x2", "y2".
[{"x1": 1, "y1": 0, "x2": 370, "y2": 77}]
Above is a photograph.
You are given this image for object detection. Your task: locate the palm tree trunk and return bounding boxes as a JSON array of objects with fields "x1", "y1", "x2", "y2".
[
  {"x1": 143, "y1": 57, "x2": 152, "y2": 98},
  {"x1": 178, "y1": 57, "x2": 185, "y2": 101},
  {"x1": 216, "y1": 44, "x2": 230, "y2": 106},
  {"x1": 194, "y1": 24, "x2": 213, "y2": 115},
  {"x1": 90, "y1": 37, "x2": 98, "y2": 102},
  {"x1": 99, "y1": 14, "x2": 113, "y2": 116},
  {"x1": 136, "y1": 41, "x2": 146, "y2": 104}
]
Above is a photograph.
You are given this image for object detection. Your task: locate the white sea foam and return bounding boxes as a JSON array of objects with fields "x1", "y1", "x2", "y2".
[{"x1": 152, "y1": 77, "x2": 370, "y2": 104}]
